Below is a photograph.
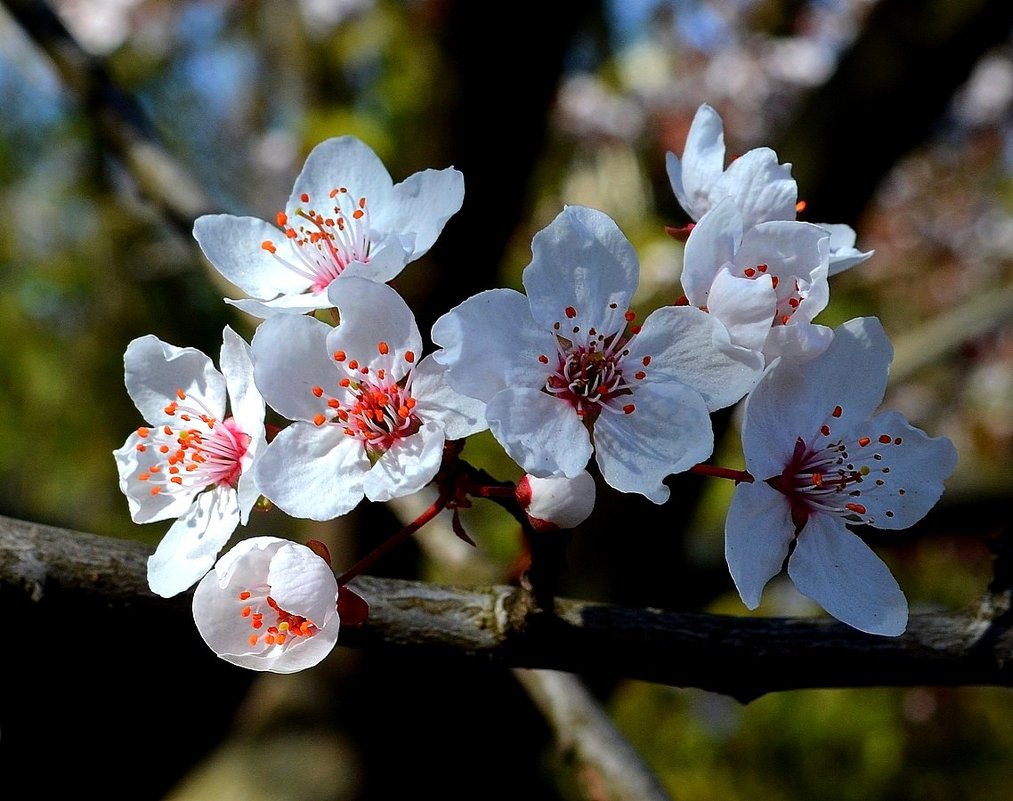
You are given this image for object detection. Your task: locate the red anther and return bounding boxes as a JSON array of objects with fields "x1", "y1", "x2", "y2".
[
  {"x1": 642, "y1": 356, "x2": 651, "y2": 366},
  {"x1": 744, "y1": 268, "x2": 756, "y2": 278},
  {"x1": 312, "y1": 386, "x2": 324, "y2": 397},
  {"x1": 334, "y1": 350, "x2": 346, "y2": 362},
  {"x1": 771, "y1": 276, "x2": 779, "y2": 289},
  {"x1": 832, "y1": 405, "x2": 843, "y2": 418},
  {"x1": 820, "y1": 425, "x2": 831, "y2": 436},
  {"x1": 565, "y1": 306, "x2": 577, "y2": 319},
  {"x1": 358, "y1": 197, "x2": 366, "y2": 208},
  {"x1": 845, "y1": 502, "x2": 867, "y2": 515},
  {"x1": 879, "y1": 434, "x2": 892, "y2": 444},
  {"x1": 378, "y1": 341, "x2": 389, "y2": 355},
  {"x1": 757, "y1": 264, "x2": 768, "y2": 273},
  {"x1": 405, "y1": 351, "x2": 415, "y2": 363},
  {"x1": 811, "y1": 472, "x2": 824, "y2": 487},
  {"x1": 664, "y1": 223, "x2": 695, "y2": 241},
  {"x1": 635, "y1": 371, "x2": 646, "y2": 380},
  {"x1": 347, "y1": 359, "x2": 359, "y2": 370},
  {"x1": 538, "y1": 354, "x2": 549, "y2": 364},
  {"x1": 630, "y1": 325, "x2": 642, "y2": 334},
  {"x1": 300, "y1": 193, "x2": 310, "y2": 203},
  {"x1": 622, "y1": 404, "x2": 635, "y2": 414},
  {"x1": 894, "y1": 437, "x2": 903, "y2": 445},
  {"x1": 624, "y1": 310, "x2": 636, "y2": 322}
]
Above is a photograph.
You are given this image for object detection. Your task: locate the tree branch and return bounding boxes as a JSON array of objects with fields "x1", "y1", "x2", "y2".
[{"x1": 3, "y1": 514, "x2": 1011, "y2": 703}]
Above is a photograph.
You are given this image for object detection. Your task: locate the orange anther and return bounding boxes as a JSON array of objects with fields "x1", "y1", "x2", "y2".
[
  {"x1": 811, "y1": 473, "x2": 824, "y2": 488},
  {"x1": 328, "y1": 398, "x2": 340, "y2": 408},
  {"x1": 845, "y1": 502, "x2": 867, "y2": 515},
  {"x1": 170, "y1": 476, "x2": 183, "y2": 485},
  {"x1": 136, "y1": 444, "x2": 147, "y2": 452},
  {"x1": 796, "y1": 200, "x2": 807, "y2": 213},
  {"x1": 249, "y1": 635, "x2": 259, "y2": 646},
  {"x1": 275, "y1": 634, "x2": 287, "y2": 645},
  {"x1": 314, "y1": 414, "x2": 326, "y2": 426},
  {"x1": 333, "y1": 350, "x2": 346, "y2": 362},
  {"x1": 378, "y1": 341, "x2": 389, "y2": 355},
  {"x1": 404, "y1": 351, "x2": 415, "y2": 364},
  {"x1": 286, "y1": 228, "x2": 297, "y2": 239},
  {"x1": 241, "y1": 606, "x2": 252, "y2": 618},
  {"x1": 265, "y1": 634, "x2": 276, "y2": 645},
  {"x1": 353, "y1": 209, "x2": 364, "y2": 219},
  {"x1": 312, "y1": 386, "x2": 324, "y2": 397},
  {"x1": 137, "y1": 427, "x2": 150, "y2": 438},
  {"x1": 399, "y1": 406, "x2": 410, "y2": 418},
  {"x1": 138, "y1": 472, "x2": 150, "y2": 481},
  {"x1": 159, "y1": 444, "x2": 170, "y2": 454},
  {"x1": 150, "y1": 487, "x2": 161, "y2": 496},
  {"x1": 348, "y1": 360, "x2": 359, "y2": 370},
  {"x1": 276, "y1": 211, "x2": 288, "y2": 226},
  {"x1": 261, "y1": 240, "x2": 277, "y2": 254},
  {"x1": 358, "y1": 197, "x2": 366, "y2": 208}
]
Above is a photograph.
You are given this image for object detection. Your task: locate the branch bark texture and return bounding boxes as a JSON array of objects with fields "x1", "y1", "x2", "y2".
[{"x1": 3, "y1": 514, "x2": 1011, "y2": 703}]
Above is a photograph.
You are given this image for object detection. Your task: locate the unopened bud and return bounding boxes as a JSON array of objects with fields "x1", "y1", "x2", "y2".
[{"x1": 515, "y1": 471, "x2": 596, "y2": 532}]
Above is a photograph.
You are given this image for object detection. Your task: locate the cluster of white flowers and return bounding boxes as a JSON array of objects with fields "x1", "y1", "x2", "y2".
[{"x1": 115, "y1": 104, "x2": 957, "y2": 672}]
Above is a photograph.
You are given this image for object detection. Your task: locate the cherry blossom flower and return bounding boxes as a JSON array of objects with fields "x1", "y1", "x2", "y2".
[
  {"x1": 725, "y1": 317, "x2": 958, "y2": 635},
  {"x1": 251, "y1": 276, "x2": 486, "y2": 520},
  {"x1": 192, "y1": 536, "x2": 339, "y2": 673},
  {"x1": 113, "y1": 327, "x2": 265, "y2": 598},
  {"x1": 432, "y1": 205, "x2": 760, "y2": 504},
  {"x1": 516, "y1": 471, "x2": 597, "y2": 532},
  {"x1": 193, "y1": 136, "x2": 464, "y2": 317},
  {"x1": 666, "y1": 103, "x2": 871, "y2": 273},
  {"x1": 682, "y1": 197, "x2": 834, "y2": 362}
]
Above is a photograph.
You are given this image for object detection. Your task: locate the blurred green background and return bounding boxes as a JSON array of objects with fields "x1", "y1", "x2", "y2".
[{"x1": 1, "y1": 1, "x2": 1011, "y2": 799}]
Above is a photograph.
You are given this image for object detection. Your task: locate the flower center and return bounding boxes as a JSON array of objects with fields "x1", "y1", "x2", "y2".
[
  {"x1": 311, "y1": 342, "x2": 421, "y2": 459},
  {"x1": 260, "y1": 187, "x2": 372, "y2": 293},
  {"x1": 237, "y1": 588, "x2": 318, "y2": 650},
  {"x1": 768, "y1": 404, "x2": 907, "y2": 529},
  {"x1": 135, "y1": 390, "x2": 250, "y2": 497},
  {"x1": 538, "y1": 303, "x2": 649, "y2": 422}
]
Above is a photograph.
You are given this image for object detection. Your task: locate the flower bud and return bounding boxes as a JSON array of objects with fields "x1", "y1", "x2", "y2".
[{"x1": 515, "y1": 471, "x2": 596, "y2": 532}]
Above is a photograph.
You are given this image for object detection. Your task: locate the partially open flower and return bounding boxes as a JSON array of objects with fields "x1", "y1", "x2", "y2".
[
  {"x1": 516, "y1": 471, "x2": 596, "y2": 532},
  {"x1": 192, "y1": 537, "x2": 340, "y2": 673}
]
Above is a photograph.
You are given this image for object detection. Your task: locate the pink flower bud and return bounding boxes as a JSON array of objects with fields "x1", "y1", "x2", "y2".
[{"x1": 515, "y1": 471, "x2": 596, "y2": 532}]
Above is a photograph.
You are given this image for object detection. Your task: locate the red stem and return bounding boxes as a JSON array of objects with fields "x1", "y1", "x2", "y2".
[
  {"x1": 689, "y1": 463, "x2": 754, "y2": 483},
  {"x1": 336, "y1": 490, "x2": 451, "y2": 586}
]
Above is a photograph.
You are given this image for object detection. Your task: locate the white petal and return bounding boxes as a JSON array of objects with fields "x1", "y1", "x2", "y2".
[
  {"x1": 734, "y1": 220, "x2": 830, "y2": 286},
  {"x1": 486, "y1": 388, "x2": 592, "y2": 478},
  {"x1": 113, "y1": 433, "x2": 199, "y2": 523},
  {"x1": 254, "y1": 423, "x2": 368, "y2": 520},
  {"x1": 666, "y1": 104, "x2": 727, "y2": 220},
  {"x1": 364, "y1": 422, "x2": 445, "y2": 502},
  {"x1": 763, "y1": 322, "x2": 834, "y2": 363},
  {"x1": 220, "y1": 326, "x2": 264, "y2": 436},
  {"x1": 268, "y1": 542, "x2": 340, "y2": 628},
  {"x1": 819, "y1": 223, "x2": 874, "y2": 276},
  {"x1": 290, "y1": 136, "x2": 395, "y2": 219},
  {"x1": 387, "y1": 167, "x2": 465, "y2": 259},
  {"x1": 789, "y1": 513, "x2": 908, "y2": 636},
  {"x1": 681, "y1": 197, "x2": 742, "y2": 306},
  {"x1": 431, "y1": 288, "x2": 556, "y2": 400},
  {"x1": 339, "y1": 241, "x2": 411, "y2": 284},
  {"x1": 125, "y1": 335, "x2": 225, "y2": 425},
  {"x1": 193, "y1": 214, "x2": 308, "y2": 298},
  {"x1": 252, "y1": 315, "x2": 335, "y2": 422},
  {"x1": 147, "y1": 487, "x2": 240, "y2": 597},
  {"x1": 226, "y1": 291, "x2": 331, "y2": 319},
  {"x1": 724, "y1": 480, "x2": 795, "y2": 608},
  {"x1": 592, "y1": 379, "x2": 713, "y2": 503},
  {"x1": 713, "y1": 147, "x2": 797, "y2": 228},
  {"x1": 523, "y1": 205, "x2": 639, "y2": 337},
  {"x1": 845, "y1": 409, "x2": 958, "y2": 530},
  {"x1": 409, "y1": 355, "x2": 487, "y2": 440},
  {"x1": 742, "y1": 317, "x2": 892, "y2": 479},
  {"x1": 625, "y1": 305, "x2": 762, "y2": 412},
  {"x1": 326, "y1": 276, "x2": 422, "y2": 385},
  {"x1": 706, "y1": 268, "x2": 777, "y2": 353},
  {"x1": 518, "y1": 471, "x2": 597, "y2": 531}
]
